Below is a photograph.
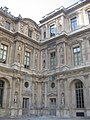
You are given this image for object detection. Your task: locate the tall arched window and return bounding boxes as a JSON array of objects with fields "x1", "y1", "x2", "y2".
[
  {"x1": 0, "y1": 80, "x2": 4, "y2": 107},
  {"x1": 75, "y1": 81, "x2": 84, "y2": 108}
]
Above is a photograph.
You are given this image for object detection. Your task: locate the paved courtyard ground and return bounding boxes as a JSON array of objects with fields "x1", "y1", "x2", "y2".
[{"x1": 0, "y1": 115, "x2": 90, "y2": 120}]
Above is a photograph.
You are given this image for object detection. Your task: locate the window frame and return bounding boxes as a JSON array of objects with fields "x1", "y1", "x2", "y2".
[
  {"x1": 0, "y1": 44, "x2": 8, "y2": 64},
  {"x1": 73, "y1": 46, "x2": 81, "y2": 66},
  {"x1": 50, "y1": 51, "x2": 56, "y2": 70},
  {"x1": 88, "y1": 11, "x2": 90, "y2": 24},
  {"x1": 70, "y1": 17, "x2": 77, "y2": 31},
  {"x1": 50, "y1": 24, "x2": 56, "y2": 37},
  {"x1": 22, "y1": 98, "x2": 29, "y2": 109},
  {"x1": 75, "y1": 81, "x2": 84, "y2": 108},
  {"x1": 24, "y1": 51, "x2": 30, "y2": 69},
  {"x1": 4, "y1": 21, "x2": 10, "y2": 30}
]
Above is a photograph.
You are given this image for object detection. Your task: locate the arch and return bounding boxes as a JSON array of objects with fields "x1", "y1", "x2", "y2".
[
  {"x1": 69, "y1": 79, "x2": 85, "y2": 111},
  {"x1": 69, "y1": 79, "x2": 85, "y2": 89},
  {"x1": 0, "y1": 77, "x2": 10, "y2": 87},
  {"x1": 23, "y1": 18, "x2": 40, "y2": 31}
]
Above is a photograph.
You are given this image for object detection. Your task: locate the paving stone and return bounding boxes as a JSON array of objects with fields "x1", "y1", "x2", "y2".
[{"x1": 0, "y1": 116, "x2": 90, "y2": 120}]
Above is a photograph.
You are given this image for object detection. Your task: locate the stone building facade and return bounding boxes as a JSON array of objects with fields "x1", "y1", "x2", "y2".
[{"x1": 0, "y1": 0, "x2": 90, "y2": 118}]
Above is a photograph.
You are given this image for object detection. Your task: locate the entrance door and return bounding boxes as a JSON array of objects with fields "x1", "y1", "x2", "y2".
[
  {"x1": 50, "y1": 98, "x2": 56, "y2": 116},
  {"x1": 22, "y1": 98, "x2": 29, "y2": 114}
]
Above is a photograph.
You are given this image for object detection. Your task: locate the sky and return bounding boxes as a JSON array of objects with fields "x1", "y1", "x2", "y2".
[{"x1": 0, "y1": 0, "x2": 79, "y2": 23}]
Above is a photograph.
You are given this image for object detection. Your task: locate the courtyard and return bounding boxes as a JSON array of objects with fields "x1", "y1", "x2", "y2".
[{"x1": 0, "y1": 115, "x2": 90, "y2": 120}]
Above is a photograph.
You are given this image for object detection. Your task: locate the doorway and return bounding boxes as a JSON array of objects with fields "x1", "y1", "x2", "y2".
[{"x1": 50, "y1": 98, "x2": 56, "y2": 116}]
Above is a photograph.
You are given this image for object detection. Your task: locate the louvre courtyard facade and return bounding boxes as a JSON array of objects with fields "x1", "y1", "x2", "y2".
[{"x1": 0, "y1": 0, "x2": 90, "y2": 118}]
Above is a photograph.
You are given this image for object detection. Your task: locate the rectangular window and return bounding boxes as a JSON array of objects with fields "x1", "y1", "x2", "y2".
[
  {"x1": 50, "y1": 24, "x2": 56, "y2": 37},
  {"x1": 24, "y1": 51, "x2": 30, "y2": 69},
  {"x1": 73, "y1": 47, "x2": 81, "y2": 66},
  {"x1": 50, "y1": 52, "x2": 56, "y2": 70},
  {"x1": 88, "y1": 11, "x2": 90, "y2": 24},
  {"x1": 22, "y1": 98, "x2": 29, "y2": 108},
  {"x1": 4, "y1": 21, "x2": 10, "y2": 30},
  {"x1": 28, "y1": 29, "x2": 32, "y2": 38},
  {"x1": 71, "y1": 17, "x2": 77, "y2": 31},
  {"x1": 0, "y1": 44, "x2": 8, "y2": 64},
  {"x1": 75, "y1": 82, "x2": 84, "y2": 108}
]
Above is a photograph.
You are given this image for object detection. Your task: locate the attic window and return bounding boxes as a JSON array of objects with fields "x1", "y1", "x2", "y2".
[
  {"x1": 5, "y1": 21, "x2": 10, "y2": 30},
  {"x1": 28, "y1": 29, "x2": 32, "y2": 38}
]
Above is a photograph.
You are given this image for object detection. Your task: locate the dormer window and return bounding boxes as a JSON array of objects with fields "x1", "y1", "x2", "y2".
[
  {"x1": 5, "y1": 21, "x2": 10, "y2": 30},
  {"x1": 71, "y1": 17, "x2": 77, "y2": 31},
  {"x1": 28, "y1": 29, "x2": 32, "y2": 38},
  {"x1": 50, "y1": 24, "x2": 56, "y2": 37}
]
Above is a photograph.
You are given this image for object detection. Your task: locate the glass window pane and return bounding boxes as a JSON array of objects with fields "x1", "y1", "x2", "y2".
[
  {"x1": 77, "y1": 47, "x2": 80, "y2": 52},
  {"x1": 88, "y1": 11, "x2": 90, "y2": 23},
  {"x1": 50, "y1": 24, "x2": 56, "y2": 37},
  {"x1": 4, "y1": 46, "x2": 7, "y2": 50},
  {"x1": 75, "y1": 81, "x2": 84, "y2": 108},
  {"x1": 3, "y1": 51, "x2": 7, "y2": 56},
  {"x1": 74, "y1": 48, "x2": 77, "y2": 53},
  {"x1": 3, "y1": 55, "x2": 6, "y2": 59},
  {"x1": 71, "y1": 17, "x2": 77, "y2": 31}
]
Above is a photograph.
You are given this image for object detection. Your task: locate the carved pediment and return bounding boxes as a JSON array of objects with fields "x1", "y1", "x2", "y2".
[{"x1": 47, "y1": 92, "x2": 57, "y2": 97}]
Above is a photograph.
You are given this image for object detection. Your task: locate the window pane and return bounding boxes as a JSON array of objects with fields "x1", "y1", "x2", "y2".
[
  {"x1": 24, "y1": 51, "x2": 30, "y2": 69},
  {"x1": 73, "y1": 47, "x2": 81, "y2": 66},
  {"x1": 50, "y1": 24, "x2": 56, "y2": 37},
  {"x1": 0, "y1": 44, "x2": 8, "y2": 63},
  {"x1": 50, "y1": 52, "x2": 56, "y2": 70},
  {"x1": 5, "y1": 21, "x2": 10, "y2": 30},
  {"x1": 77, "y1": 47, "x2": 80, "y2": 52},
  {"x1": 4, "y1": 46, "x2": 7, "y2": 50},
  {"x1": 71, "y1": 17, "x2": 77, "y2": 31},
  {"x1": 88, "y1": 11, "x2": 90, "y2": 24},
  {"x1": 75, "y1": 81, "x2": 84, "y2": 108},
  {"x1": 3, "y1": 51, "x2": 7, "y2": 56},
  {"x1": 3, "y1": 55, "x2": 6, "y2": 59}
]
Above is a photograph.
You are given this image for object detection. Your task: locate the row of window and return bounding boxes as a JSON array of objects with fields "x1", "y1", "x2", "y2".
[
  {"x1": 43, "y1": 11, "x2": 90, "y2": 39},
  {"x1": 3, "y1": 21, "x2": 34, "y2": 39},
  {"x1": 0, "y1": 44, "x2": 81, "y2": 69},
  {"x1": 50, "y1": 46, "x2": 81, "y2": 70}
]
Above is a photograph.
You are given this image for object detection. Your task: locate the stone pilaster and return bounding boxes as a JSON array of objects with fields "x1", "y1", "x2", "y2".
[{"x1": 45, "y1": 82, "x2": 47, "y2": 108}]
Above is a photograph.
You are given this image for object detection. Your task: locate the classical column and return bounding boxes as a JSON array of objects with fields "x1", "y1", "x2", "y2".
[
  {"x1": 46, "y1": 24, "x2": 49, "y2": 39},
  {"x1": 56, "y1": 79, "x2": 60, "y2": 116},
  {"x1": 57, "y1": 80, "x2": 60, "y2": 108},
  {"x1": 63, "y1": 43, "x2": 66, "y2": 66},
  {"x1": 37, "y1": 82, "x2": 42, "y2": 108},
  {"x1": 32, "y1": 82, "x2": 35, "y2": 107},
  {"x1": 64, "y1": 79, "x2": 69, "y2": 117},
  {"x1": 45, "y1": 82, "x2": 47, "y2": 108},
  {"x1": 83, "y1": 9, "x2": 88, "y2": 25},
  {"x1": 78, "y1": 10, "x2": 84, "y2": 27},
  {"x1": 61, "y1": 15, "x2": 65, "y2": 32},
  {"x1": 21, "y1": 43, "x2": 24, "y2": 66},
  {"x1": 64, "y1": 80, "x2": 69, "y2": 108},
  {"x1": 10, "y1": 76, "x2": 16, "y2": 117},
  {"x1": 18, "y1": 79, "x2": 23, "y2": 116}
]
